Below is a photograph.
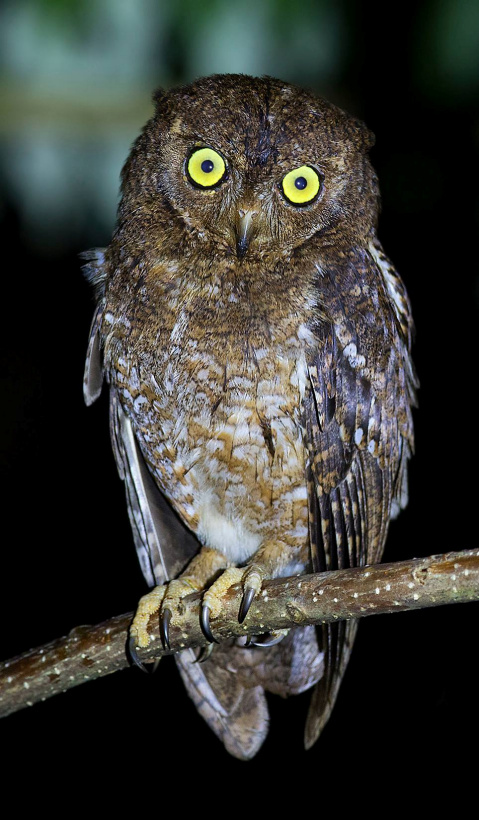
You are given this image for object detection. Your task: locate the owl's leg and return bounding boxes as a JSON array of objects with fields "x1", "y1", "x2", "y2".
[{"x1": 129, "y1": 547, "x2": 229, "y2": 660}]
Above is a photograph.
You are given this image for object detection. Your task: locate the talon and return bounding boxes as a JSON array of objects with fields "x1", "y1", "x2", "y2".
[
  {"x1": 160, "y1": 607, "x2": 172, "y2": 650},
  {"x1": 128, "y1": 634, "x2": 151, "y2": 673},
  {"x1": 250, "y1": 630, "x2": 288, "y2": 648},
  {"x1": 193, "y1": 643, "x2": 215, "y2": 664},
  {"x1": 200, "y1": 604, "x2": 219, "y2": 644},
  {"x1": 238, "y1": 586, "x2": 256, "y2": 623}
]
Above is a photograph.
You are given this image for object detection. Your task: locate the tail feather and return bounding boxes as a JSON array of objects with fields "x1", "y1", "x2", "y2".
[{"x1": 175, "y1": 647, "x2": 269, "y2": 761}]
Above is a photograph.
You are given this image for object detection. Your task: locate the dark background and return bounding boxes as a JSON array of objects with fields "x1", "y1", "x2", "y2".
[{"x1": 1, "y1": 0, "x2": 477, "y2": 802}]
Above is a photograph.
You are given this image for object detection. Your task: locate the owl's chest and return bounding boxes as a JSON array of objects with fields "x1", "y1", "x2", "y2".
[
  {"x1": 105, "y1": 279, "x2": 313, "y2": 440},
  {"x1": 110, "y1": 320, "x2": 311, "y2": 541},
  {"x1": 116, "y1": 331, "x2": 310, "y2": 464}
]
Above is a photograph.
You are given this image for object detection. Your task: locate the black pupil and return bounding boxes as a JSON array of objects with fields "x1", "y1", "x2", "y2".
[
  {"x1": 295, "y1": 176, "x2": 307, "y2": 190},
  {"x1": 201, "y1": 159, "x2": 214, "y2": 173}
]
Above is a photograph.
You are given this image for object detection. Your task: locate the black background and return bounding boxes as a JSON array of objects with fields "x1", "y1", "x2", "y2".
[{"x1": 1, "y1": 3, "x2": 477, "y2": 804}]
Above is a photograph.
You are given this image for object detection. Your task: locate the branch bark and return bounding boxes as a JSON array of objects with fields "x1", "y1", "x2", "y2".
[{"x1": 1, "y1": 548, "x2": 478, "y2": 720}]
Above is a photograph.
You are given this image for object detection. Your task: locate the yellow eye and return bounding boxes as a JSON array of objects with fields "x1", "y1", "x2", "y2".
[
  {"x1": 187, "y1": 147, "x2": 226, "y2": 188},
  {"x1": 281, "y1": 165, "x2": 321, "y2": 205}
]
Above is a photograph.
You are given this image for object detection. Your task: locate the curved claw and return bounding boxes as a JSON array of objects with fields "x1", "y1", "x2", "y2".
[
  {"x1": 160, "y1": 607, "x2": 172, "y2": 650},
  {"x1": 192, "y1": 643, "x2": 215, "y2": 664},
  {"x1": 238, "y1": 586, "x2": 256, "y2": 623},
  {"x1": 128, "y1": 634, "x2": 152, "y2": 673},
  {"x1": 200, "y1": 604, "x2": 219, "y2": 644},
  {"x1": 250, "y1": 630, "x2": 288, "y2": 648}
]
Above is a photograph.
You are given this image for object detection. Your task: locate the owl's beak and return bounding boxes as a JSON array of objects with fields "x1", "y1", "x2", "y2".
[{"x1": 235, "y1": 208, "x2": 258, "y2": 259}]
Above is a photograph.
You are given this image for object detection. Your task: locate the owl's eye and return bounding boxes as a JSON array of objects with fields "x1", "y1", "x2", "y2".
[
  {"x1": 281, "y1": 165, "x2": 322, "y2": 205},
  {"x1": 187, "y1": 147, "x2": 227, "y2": 188}
]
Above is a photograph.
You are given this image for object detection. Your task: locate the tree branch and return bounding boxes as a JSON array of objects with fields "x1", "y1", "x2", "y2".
[{"x1": 1, "y1": 548, "x2": 478, "y2": 719}]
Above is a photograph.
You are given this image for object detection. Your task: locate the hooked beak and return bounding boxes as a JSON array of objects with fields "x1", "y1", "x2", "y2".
[{"x1": 235, "y1": 208, "x2": 258, "y2": 259}]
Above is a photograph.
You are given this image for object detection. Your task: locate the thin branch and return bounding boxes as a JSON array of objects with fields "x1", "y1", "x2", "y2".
[{"x1": 1, "y1": 548, "x2": 478, "y2": 719}]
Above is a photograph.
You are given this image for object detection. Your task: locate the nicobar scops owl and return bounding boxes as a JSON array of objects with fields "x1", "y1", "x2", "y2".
[{"x1": 83, "y1": 74, "x2": 417, "y2": 760}]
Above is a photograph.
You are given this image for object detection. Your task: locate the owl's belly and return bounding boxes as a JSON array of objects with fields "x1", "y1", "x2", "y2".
[
  {"x1": 178, "y1": 411, "x2": 309, "y2": 566},
  {"x1": 116, "y1": 348, "x2": 311, "y2": 571}
]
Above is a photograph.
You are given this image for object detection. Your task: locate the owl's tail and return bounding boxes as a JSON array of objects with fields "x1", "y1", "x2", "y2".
[
  {"x1": 175, "y1": 646, "x2": 269, "y2": 760},
  {"x1": 175, "y1": 625, "x2": 325, "y2": 760}
]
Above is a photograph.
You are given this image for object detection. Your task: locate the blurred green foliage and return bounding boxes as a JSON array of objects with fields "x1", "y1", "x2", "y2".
[
  {"x1": 416, "y1": 0, "x2": 479, "y2": 100},
  {"x1": 0, "y1": 0, "x2": 478, "y2": 252}
]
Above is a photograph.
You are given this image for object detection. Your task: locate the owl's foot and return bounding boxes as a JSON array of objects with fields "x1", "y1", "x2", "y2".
[
  {"x1": 130, "y1": 585, "x2": 167, "y2": 651},
  {"x1": 159, "y1": 578, "x2": 201, "y2": 649},
  {"x1": 201, "y1": 565, "x2": 265, "y2": 643},
  {"x1": 128, "y1": 585, "x2": 167, "y2": 671},
  {"x1": 129, "y1": 578, "x2": 199, "y2": 659},
  {"x1": 129, "y1": 548, "x2": 230, "y2": 656}
]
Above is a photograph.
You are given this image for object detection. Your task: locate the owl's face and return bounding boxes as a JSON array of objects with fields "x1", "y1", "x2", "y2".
[{"x1": 118, "y1": 75, "x2": 378, "y2": 266}]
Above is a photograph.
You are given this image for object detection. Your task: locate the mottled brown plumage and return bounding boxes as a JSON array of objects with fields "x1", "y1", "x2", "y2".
[{"x1": 83, "y1": 74, "x2": 417, "y2": 759}]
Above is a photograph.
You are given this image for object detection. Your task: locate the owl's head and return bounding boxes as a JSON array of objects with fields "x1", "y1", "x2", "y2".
[{"x1": 118, "y1": 75, "x2": 378, "y2": 263}]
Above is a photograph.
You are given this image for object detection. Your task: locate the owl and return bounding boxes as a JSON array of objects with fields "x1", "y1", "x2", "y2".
[{"x1": 83, "y1": 74, "x2": 416, "y2": 760}]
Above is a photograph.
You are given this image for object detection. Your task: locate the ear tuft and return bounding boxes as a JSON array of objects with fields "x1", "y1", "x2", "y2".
[{"x1": 348, "y1": 116, "x2": 376, "y2": 152}]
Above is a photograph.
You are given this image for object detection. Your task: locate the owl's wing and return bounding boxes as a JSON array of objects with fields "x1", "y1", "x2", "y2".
[
  {"x1": 303, "y1": 242, "x2": 416, "y2": 746},
  {"x1": 83, "y1": 301, "x2": 104, "y2": 406},
  {"x1": 83, "y1": 301, "x2": 199, "y2": 588},
  {"x1": 110, "y1": 391, "x2": 200, "y2": 585}
]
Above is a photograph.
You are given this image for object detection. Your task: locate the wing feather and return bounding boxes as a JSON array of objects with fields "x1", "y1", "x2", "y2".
[
  {"x1": 303, "y1": 242, "x2": 417, "y2": 745},
  {"x1": 83, "y1": 301, "x2": 104, "y2": 406},
  {"x1": 83, "y1": 289, "x2": 199, "y2": 588},
  {"x1": 109, "y1": 391, "x2": 200, "y2": 586}
]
